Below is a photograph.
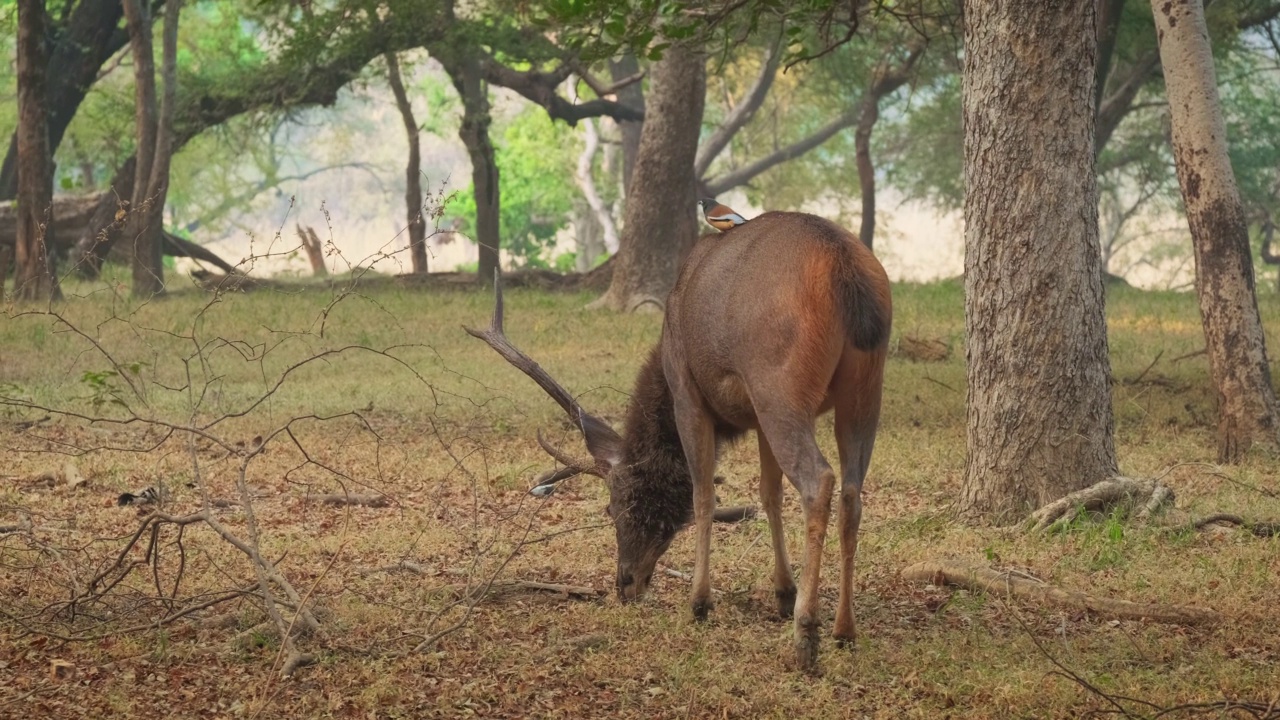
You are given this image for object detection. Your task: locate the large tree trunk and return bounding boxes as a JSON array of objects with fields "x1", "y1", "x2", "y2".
[
  {"x1": 123, "y1": 0, "x2": 165, "y2": 297},
  {"x1": 14, "y1": 0, "x2": 60, "y2": 302},
  {"x1": 442, "y1": 51, "x2": 500, "y2": 284},
  {"x1": 0, "y1": 0, "x2": 128, "y2": 201},
  {"x1": 386, "y1": 52, "x2": 428, "y2": 274},
  {"x1": 610, "y1": 54, "x2": 645, "y2": 198},
  {"x1": 594, "y1": 45, "x2": 705, "y2": 312},
  {"x1": 1152, "y1": 0, "x2": 1280, "y2": 461},
  {"x1": 959, "y1": 0, "x2": 1118, "y2": 521}
]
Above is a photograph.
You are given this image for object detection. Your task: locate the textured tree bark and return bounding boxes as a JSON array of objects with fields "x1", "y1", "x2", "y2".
[
  {"x1": 385, "y1": 52, "x2": 428, "y2": 274},
  {"x1": 959, "y1": 0, "x2": 1118, "y2": 522},
  {"x1": 123, "y1": 0, "x2": 165, "y2": 297},
  {"x1": 1152, "y1": 0, "x2": 1280, "y2": 461},
  {"x1": 0, "y1": 0, "x2": 128, "y2": 201},
  {"x1": 594, "y1": 45, "x2": 705, "y2": 312},
  {"x1": 14, "y1": 0, "x2": 60, "y2": 301}
]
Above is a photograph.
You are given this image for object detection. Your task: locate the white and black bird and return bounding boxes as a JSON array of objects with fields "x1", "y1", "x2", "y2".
[{"x1": 697, "y1": 198, "x2": 748, "y2": 232}]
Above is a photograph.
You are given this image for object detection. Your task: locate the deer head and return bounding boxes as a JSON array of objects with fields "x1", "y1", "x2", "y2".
[{"x1": 464, "y1": 272, "x2": 686, "y2": 600}]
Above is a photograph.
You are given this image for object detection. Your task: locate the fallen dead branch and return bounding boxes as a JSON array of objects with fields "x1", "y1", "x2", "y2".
[
  {"x1": 1194, "y1": 513, "x2": 1279, "y2": 538},
  {"x1": 472, "y1": 580, "x2": 602, "y2": 599},
  {"x1": 713, "y1": 505, "x2": 757, "y2": 523},
  {"x1": 902, "y1": 558, "x2": 1221, "y2": 626},
  {"x1": 357, "y1": 560, "x2": 429, "y2": 576},
  {"x1": 304, "y1": 493, "x2": 390, "y2": 508},
  {"x1": 1012, "y1": 609, "x2": 1280, "y2": 719}
]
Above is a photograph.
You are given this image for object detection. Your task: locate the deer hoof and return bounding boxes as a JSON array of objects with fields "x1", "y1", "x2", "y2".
[
  {"x1": 776, "y1": 587, "x2": 797, "y2": 618},
  {"x1": 794, "y1": 630, "x2": 821, "y2": 675},
  {"x1": 692, "y1": 596, "x2": 713, "y2": 622},
  {"x1": 834, "y1": 617, "x2": 856, "y2": 649}
]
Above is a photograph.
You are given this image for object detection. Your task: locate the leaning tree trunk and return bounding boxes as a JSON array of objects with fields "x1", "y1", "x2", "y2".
[
  {"x1": 386, "y1": 52, "x2": 428, "y2": 274},
  {"x1": 594, "y1": 44, "x2": 705, "y2": 312},
  {"x1": 14, "y1": 0, "x2": 60, "y2": 302},
  {"x1": 442, "y1": 51, "x2": 499, "y2": 284},
  {"x1": 123, "y1": 0, "x2": 165, "y2": 297},
  {"x1": 854, "y1": 44, "x2": 924, "y2": 251},
  {"x1": 1152, "y1": 0, "x2": 1280, "y2": 461},
  {"x1": 959, "y1": 0, "x2": 1118, "y2": 521}
]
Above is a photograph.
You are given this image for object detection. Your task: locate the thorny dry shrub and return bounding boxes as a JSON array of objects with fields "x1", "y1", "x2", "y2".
[{"x1": 0, "y1": 208, "x2": 597, "y2": 686}]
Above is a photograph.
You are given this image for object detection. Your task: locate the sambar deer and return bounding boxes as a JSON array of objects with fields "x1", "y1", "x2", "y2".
[{"x1": 466, "y1": 211, "x2": 891, "y2": 672}]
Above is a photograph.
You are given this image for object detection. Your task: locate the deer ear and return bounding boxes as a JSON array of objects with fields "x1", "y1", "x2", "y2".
[{"x1": 579, "y1": 413, "x2": 623, "y2": 471}]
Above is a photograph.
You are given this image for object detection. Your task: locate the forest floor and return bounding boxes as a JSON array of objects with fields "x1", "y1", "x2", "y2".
[{"x1": 1, "y1": 273, "x2": 1278, "y2": 719}]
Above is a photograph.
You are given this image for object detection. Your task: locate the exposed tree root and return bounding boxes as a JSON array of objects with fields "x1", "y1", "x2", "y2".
[
  {"x1": 1026, "y1": 476, "x2": 1174, "y2": 532},
  {"x1": 902, "y1": 558, "x2": 1221, "y2": 626}
]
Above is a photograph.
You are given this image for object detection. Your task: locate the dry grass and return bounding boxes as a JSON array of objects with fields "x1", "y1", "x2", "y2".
[{"x1": 1, "y1": 275, "x2": 1278, "y2": 718}]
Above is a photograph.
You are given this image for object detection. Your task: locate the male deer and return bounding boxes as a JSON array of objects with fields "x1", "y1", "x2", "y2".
[{"x1": 466, "y1": 211, "x2": 891, "y2": 672}]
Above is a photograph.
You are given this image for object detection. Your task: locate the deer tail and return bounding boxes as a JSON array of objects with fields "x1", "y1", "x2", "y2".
[{"x1": 833, "y1": 245, "x2": 891, "y2": 352}]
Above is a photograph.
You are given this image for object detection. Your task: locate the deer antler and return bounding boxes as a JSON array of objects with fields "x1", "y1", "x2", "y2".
[
  {"x1": 465, "y1": 270, "x2": 624, "y2": 493},
  {"x1": 537, "y1": 430, "x2": 608, "y2": 478}
]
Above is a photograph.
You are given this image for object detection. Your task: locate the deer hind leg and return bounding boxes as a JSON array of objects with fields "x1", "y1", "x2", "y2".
[
  {"x1": 671, "y1": 389, "x2": 719, "y2": 622},
  {"x1": 756, "y1": 413, "x2": 835, "y2": 674},
  {"x1": 757, "y1": 432, "x2": 796, "y2": 618},
  {"x1": 832, "y1": 354, "x2": 884, "y2": 648}
]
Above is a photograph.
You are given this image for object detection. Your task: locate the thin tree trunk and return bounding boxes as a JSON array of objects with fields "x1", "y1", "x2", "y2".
[
  {"x1": 854, "y1": 45, "x2": 924, "y2": 251},
  {"x1": 386, "y1": 51, "x2": 428, "y2": 274},
  {"x1": 1152, "y1": 0, "x2": 1280, "y2": 460},
  {"x1": 610, "y1": 54, "x2": 645, "y2": 198},
  {"x1": 959, "y1": 0, "x2": 1118, "y2": 521},
  {"x1": 594, "y1": 44, "x2": 705, "y2": 312},
  {"x1": 572, "y1": 79, "x2": 619, "y2": 258},
  {"x1": 573, "y1": 200, "x2": 605, "y2": 271},
  {"x1": 442, "y1": 50, "x2": 500, "y2": 284},
  {"x1": 123, "y1": 0, "x2": 164, "y2": 297},
  {"x1": 1260, "y1": 217, "x2": 1280, "y2": 292},
  {"x1": 14, "y1": 0, "x2": 60, "y2": 301},
  {"x1": 854, "y1": 97, "x2": 880, "y2": 251}
]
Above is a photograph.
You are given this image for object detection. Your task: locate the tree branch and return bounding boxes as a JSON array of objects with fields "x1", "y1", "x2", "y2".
[
  {"x1": 477, "y1": 57, "x2": 645, "y2": 125},
  {"x1": 1097, "y1": 51, "x2": 1162, "y2": 156},
  {"x1": 694, "y1": 26, "x2": 784, "y2": 178},
  {"x1": 703, "y1": 111, "x2": 859, "y2": 196}
]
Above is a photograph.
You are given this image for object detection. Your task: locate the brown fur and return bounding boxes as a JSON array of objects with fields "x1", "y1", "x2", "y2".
[
  {"x1": 481, "y1": 211, "x2": 891, "y2": 672},
  {"x1": 596, "y1": 213, "x2": 891, "y2": 672}
]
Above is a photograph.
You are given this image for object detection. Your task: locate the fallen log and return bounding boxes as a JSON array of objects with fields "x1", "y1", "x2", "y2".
[
  {"x1": 902, "y1": 558, "x2": 1221, "y2": 625},
  {"x1": 0, "y1": 193, "x2": 104, "y2": 251}
]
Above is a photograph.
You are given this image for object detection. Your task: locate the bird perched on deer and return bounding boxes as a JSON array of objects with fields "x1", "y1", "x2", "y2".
[{"x1": 698, "y1": 198, "x2": 747, "y2": 232}]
